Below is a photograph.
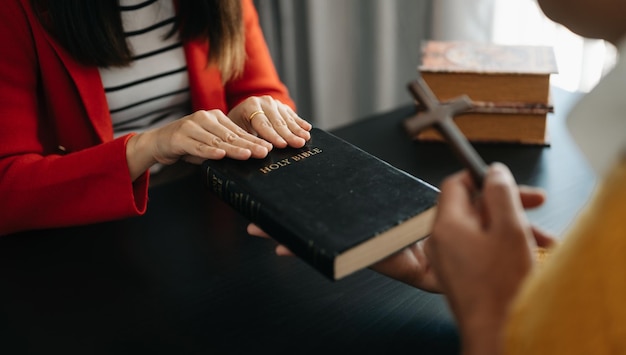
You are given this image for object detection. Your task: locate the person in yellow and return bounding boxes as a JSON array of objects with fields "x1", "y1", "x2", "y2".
[{"x1": 422, "y1": 0, "x2": 626, "y2": 353}]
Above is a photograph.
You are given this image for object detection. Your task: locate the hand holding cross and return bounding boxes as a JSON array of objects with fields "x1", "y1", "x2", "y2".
[{"x1": 404, "y1": 77, "x2": 488, "y2": 188}]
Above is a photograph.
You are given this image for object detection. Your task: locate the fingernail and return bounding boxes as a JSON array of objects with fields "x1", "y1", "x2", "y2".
[
  {"x1": 489, "y1": 162, "x2": 507, "y2": 175},
  {"x1": 487, "y1": 162, "x2": 513, "y2": 183}
]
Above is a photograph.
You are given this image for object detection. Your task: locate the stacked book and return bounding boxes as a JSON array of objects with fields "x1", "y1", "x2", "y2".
[{"x1": 411, "y1": 40, "x2": 558, "y2": 145}]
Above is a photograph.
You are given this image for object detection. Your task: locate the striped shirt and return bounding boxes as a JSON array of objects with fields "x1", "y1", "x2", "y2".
[{"x1": 98, "y1": 0, "x2": 191, "y2": 139}]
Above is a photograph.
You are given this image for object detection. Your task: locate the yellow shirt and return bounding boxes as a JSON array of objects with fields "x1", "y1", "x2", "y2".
[{"x1": 504, "y1": 157, "x2": 626, "y2": 354}]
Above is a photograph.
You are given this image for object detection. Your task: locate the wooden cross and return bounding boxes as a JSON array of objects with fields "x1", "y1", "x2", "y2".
[{"x1": 404, "y1": 77, "x2": 488, "y2": 188}]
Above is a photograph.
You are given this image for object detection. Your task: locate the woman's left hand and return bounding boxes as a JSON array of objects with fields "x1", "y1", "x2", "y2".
[{"x1": 229, "y1": 96, "x2": 312, "y2": 148}]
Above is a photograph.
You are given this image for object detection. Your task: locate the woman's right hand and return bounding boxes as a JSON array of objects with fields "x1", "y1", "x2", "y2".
[{"x1": 125, "y1": 109, "x2": 274, "y2": 180}]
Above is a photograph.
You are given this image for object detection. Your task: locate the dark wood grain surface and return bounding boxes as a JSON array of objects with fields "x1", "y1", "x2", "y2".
[{"x1": 0, "y1": 88, "x2": 591, "y2": 355}]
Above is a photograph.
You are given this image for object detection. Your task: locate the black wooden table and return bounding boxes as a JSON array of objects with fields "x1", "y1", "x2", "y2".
[{"x1": 0, "y1": 88, "x2": 591, "y2": 355}]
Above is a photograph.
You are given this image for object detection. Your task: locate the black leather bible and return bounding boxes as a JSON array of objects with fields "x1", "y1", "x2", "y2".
[{"x1": 202, "y1": 128, "x2": 439, "y2": 280}]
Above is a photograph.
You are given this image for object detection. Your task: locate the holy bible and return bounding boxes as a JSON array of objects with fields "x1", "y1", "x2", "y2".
[{"x1": 202, "y1": 128, "x2": 439, "y2": 280}]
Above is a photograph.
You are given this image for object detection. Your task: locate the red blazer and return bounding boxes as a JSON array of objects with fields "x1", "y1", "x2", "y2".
[{"x1": 0, "y1": 0, "x2": 294, "y2": 235}]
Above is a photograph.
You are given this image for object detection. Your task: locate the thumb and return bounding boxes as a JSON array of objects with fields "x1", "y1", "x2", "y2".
[{"x1": 482, "y1": 163, "x2": 527, "y2": 233}]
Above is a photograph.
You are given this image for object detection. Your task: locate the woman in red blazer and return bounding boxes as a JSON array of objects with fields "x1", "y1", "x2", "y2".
[{"x1": 0, "y1": 0, "x2": 311, "y2": 235}]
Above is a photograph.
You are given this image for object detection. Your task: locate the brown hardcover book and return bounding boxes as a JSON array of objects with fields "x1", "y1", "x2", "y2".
[
  {"x1": 419, "y1": 41, "x2": 558, "y2": 104},
  {"x1": 412, "y1": 101, "x2": 553, "y2": 145},
  {"x1": 414, "y1": 41, "x2": 558, "y2": 145}
]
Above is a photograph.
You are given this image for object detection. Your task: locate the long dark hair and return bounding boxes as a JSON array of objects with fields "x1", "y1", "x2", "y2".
[{"x1": 31, "y1": 0, "x2": 245, "y2": 80}]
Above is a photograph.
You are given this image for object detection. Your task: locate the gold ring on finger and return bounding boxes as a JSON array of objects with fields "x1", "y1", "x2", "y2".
[{"x1": 248, "y1": 110, "x2": 265, "y2": 121}]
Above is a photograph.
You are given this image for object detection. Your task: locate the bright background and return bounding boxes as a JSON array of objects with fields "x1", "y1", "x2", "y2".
[{"x1": 254, "y1": 0, "x2": 616, "y2": 129}]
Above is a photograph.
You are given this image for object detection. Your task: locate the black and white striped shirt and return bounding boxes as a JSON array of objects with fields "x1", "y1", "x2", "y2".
[{"x1": 99, "y1": 0, "x2": 191, "y2": 139}]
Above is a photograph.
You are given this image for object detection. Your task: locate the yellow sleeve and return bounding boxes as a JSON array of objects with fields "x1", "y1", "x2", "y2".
[{"x1": 504, "y1": 157, "x2": 626, "y2": 354}]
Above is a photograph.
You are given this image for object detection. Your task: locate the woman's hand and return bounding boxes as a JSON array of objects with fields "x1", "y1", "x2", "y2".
[
  {"x1": 228, "y1": 96, "x2": 312, "y2": 148},
  {"x1": 424, "y1": 163, "x2": 546, "y2": 355},
  {"x1": 247, "y1": 177, "x2": 554, "y2": 296},
  {"x1": 126, "y1": 109, "x2": 273, "y2": 180}
]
